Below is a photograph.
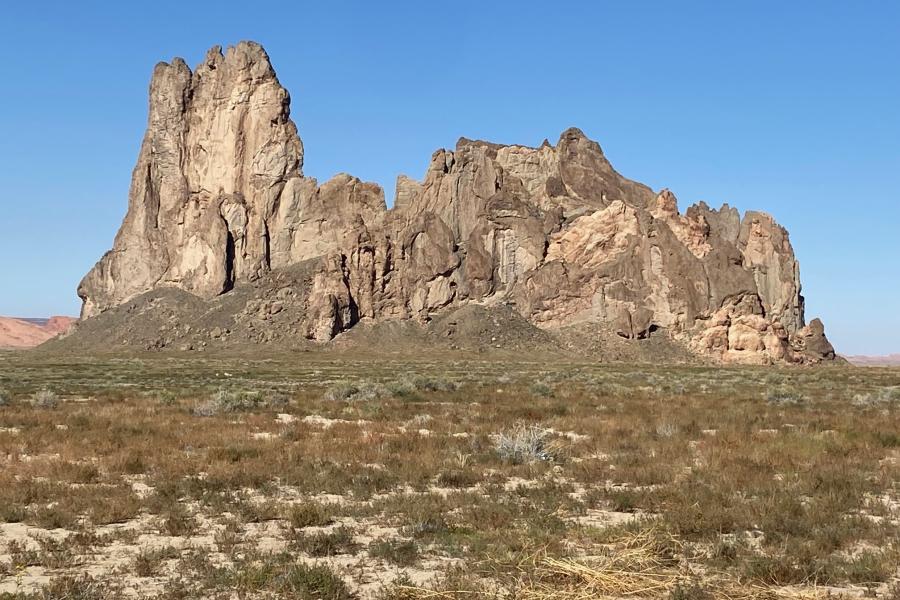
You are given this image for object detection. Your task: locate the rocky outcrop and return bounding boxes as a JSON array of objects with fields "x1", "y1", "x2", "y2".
[{"x1": 77, "y1": 41, "x2": 836, "y2": 364}]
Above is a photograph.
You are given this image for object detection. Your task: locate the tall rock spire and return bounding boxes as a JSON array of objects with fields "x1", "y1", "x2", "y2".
[{"x1": 79, "y1": 41, "x2": 304, "y2": 317}]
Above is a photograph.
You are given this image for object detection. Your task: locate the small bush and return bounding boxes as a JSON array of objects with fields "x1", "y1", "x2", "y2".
[
  {"x1": 214, "y1": 520, "x2": 242, "y2": 555},
  {"x1": 402, "y1": 515, "x2": 450, "y2": 539},
  {"x1": 407, "y1": 375, "x2": 459, "y2": 392},
  {"x1": 369, "y1": 538, "x2": 420, "y2": 566},
  {"x1": 155, "y1": 390, "x2": 179, "y2": 406},
  {"x1": 655, "y1": 422, "x2": 679, "y2": 438},
  {"x1": 669, "y1": 581, "x2": 714, "y2": 600},
  {"x1": 271, "y1": 563, "x2": 354, "y2": 600},
  {"x1": 529, "y1": 382, "x2": 554, "y2": 397},
  {"x1": 495, "y1": 424, "x2": 557, "y2": 464},
  {"x1": 766, "y1": 388, "x2": 804, "y2": 406},
  {"x1": 7, "y1": 539, "x2": 41, "y2": 566},
  {"x1": 193, "y1": 389, "x2": 273, "y2": 416},
  {"x1": 324, "y1": 381, "x2": 389, "y2": 402},
  {"x1": 387, "y1": 378, "x2": 419, "y2": 397},
  {"x1": 133, "y1": 545, "x2": 179, "y2": 577},
  {"x1": 30, "y1": 389, "x2": 60, "y2": 409},
  {"x1": 324, "y1": 382, "x2": 359, "y2": 402},
  {"x1": 292, "y1": 526, "x2": 358, "y2": 557},
  {"x1": 284, "y1": 501, "x2": 333, "y2": 529},
  {"x1": 436, "y1": 469, "x2": 481, "y2": 488},
  {"x1": 0, "y1": 390, "x2": 8, "y2": 407},
  {"x1": 159, "y1": 506, "x2": 197, "y2": 537},
  {"x1": 387, "y1": 375, "x2": 460, "y2": 398}
]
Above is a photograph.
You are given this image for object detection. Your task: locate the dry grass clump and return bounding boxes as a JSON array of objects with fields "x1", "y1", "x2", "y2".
[
  {"x1": 29, "y1": 388, "x2": 59, "y2": 409},
  {"x1": 494, "y1": 424, "x2": 562, "y2": 464},
  {"x1": 765, "y1": 388, "x2": 804, "y2": 406},
  {"x1": 369, "y1": 538, "x2": 420, "y2": 567},
  {"x1": 193, "y1": 388, "x2": 287, "y2": 416},
  {"x1": 132, "y1": 545, "x2": 180, "y2": 577},
  {"x1": 290, "y1": 525, "x2": 359, "y2": 557},
  {"x1": 523, "y1": 528, "x2": 682, "y2": 598},
  {"x1": 655, "y1": 422, "x2": 679, "y2": 438},
  {"x1": 403, "y1": 375, "x2": 460, "y2": 393},
  {"x1": 283, "y1": 500, "x2": 335, "y2": 529},
  {"x1": 529, "y1": 382, "x2": 555, "y2": 398}
]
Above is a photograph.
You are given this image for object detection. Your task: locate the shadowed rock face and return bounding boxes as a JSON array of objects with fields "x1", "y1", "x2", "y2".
[{"x1": 78, "y1": 41, "x2": 835, "y2": 364}]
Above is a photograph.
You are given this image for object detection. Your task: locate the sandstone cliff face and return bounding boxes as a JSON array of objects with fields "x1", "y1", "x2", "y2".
[{"x1": 78, "y1": 42, "x2": 835, "y2": 364}]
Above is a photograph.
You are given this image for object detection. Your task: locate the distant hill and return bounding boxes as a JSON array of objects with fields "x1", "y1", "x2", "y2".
[
  {"x1": 843, "y1": 354, "x2": 900, "y2": 367},
  {"x1": 0, "y1": 316, "x2": 76, "y2": 349}
]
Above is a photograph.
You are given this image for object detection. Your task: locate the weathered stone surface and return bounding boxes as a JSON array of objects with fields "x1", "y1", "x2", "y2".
[
  {"x1": 792, "y1": 318, "x2": 837, "y2": 361},
  {"x1": 76, "y1": 41, "x2": 836, "y2": 364}
]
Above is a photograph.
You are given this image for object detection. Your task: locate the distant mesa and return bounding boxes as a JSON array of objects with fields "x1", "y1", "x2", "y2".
[
  {"x1": 0, "y1": 316, "x2": 76, "y2": 349},
  {"x1": 843, "y1": 354, "x2": 900, "y2": 367},
  {"x1": 61, "y1": 41, "x2": 837, "y2": 364}
]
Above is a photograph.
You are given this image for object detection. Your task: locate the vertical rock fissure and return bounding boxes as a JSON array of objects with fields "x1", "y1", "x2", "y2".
[{"x1": 224, "y1": 229, "x2": 236, "y2": 293}]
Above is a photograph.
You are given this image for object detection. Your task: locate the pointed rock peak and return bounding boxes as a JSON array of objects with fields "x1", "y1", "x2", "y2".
[
  {"x1": 559, "y1": 127, "x2": 587, "y2": 141},
  {"x1": 227, "y1": 40, "x2": 273, "y2": 67},
  {"x1": 153, "y1": 56, "x2": 191, "y2": 81},
  {"x1": 202, "y1": 44, "x2": 224, "y2": 69},
  {"x1": 808, "y1": 318, "x2": 826, "y2": 334},
  {"x1": 556, "y1": 127, "x2": 606, "y2": 158},
  {"x1": 741, "y1": 210, "x2": 779, "y2": 228},
  {"x1": 652, "y1": 189, "x2": 679, "y2": 216}
]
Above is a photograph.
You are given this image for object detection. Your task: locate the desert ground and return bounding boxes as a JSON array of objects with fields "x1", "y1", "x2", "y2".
[{"x1": 0, "y1": 351, "x2": 898, "y2": 599}]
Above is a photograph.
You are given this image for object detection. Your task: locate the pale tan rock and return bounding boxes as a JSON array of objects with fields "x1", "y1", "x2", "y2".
[
  {"x1": 650, "y1": 190, "x2": 713, "y2": 258},
  {"x1": 546, "y1": 201, "x2": 639, "y2": 269},
  {"x1": 738, "y1": 211, "x2": 804, "y2": 334}
]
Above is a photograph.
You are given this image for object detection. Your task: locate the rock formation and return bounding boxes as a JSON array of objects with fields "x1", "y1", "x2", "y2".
[{"x1": 76, "y1": 41, "x2": 836, "y2": 364}]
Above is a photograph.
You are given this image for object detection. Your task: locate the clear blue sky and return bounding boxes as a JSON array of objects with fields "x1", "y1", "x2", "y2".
[{"x1": 1, "y1": 1, "x2": 897, "y2": 355}]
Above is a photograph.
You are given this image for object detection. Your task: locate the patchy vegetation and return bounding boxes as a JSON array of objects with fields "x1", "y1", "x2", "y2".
[{"x1": 0, "y1": 354, "x2": 899, "y2": 598}]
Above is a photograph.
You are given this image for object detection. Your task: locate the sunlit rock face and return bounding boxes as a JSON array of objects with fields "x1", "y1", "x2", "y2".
[{"x1": 78, "y1": 41, "x2": 834, "y2": 363}]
